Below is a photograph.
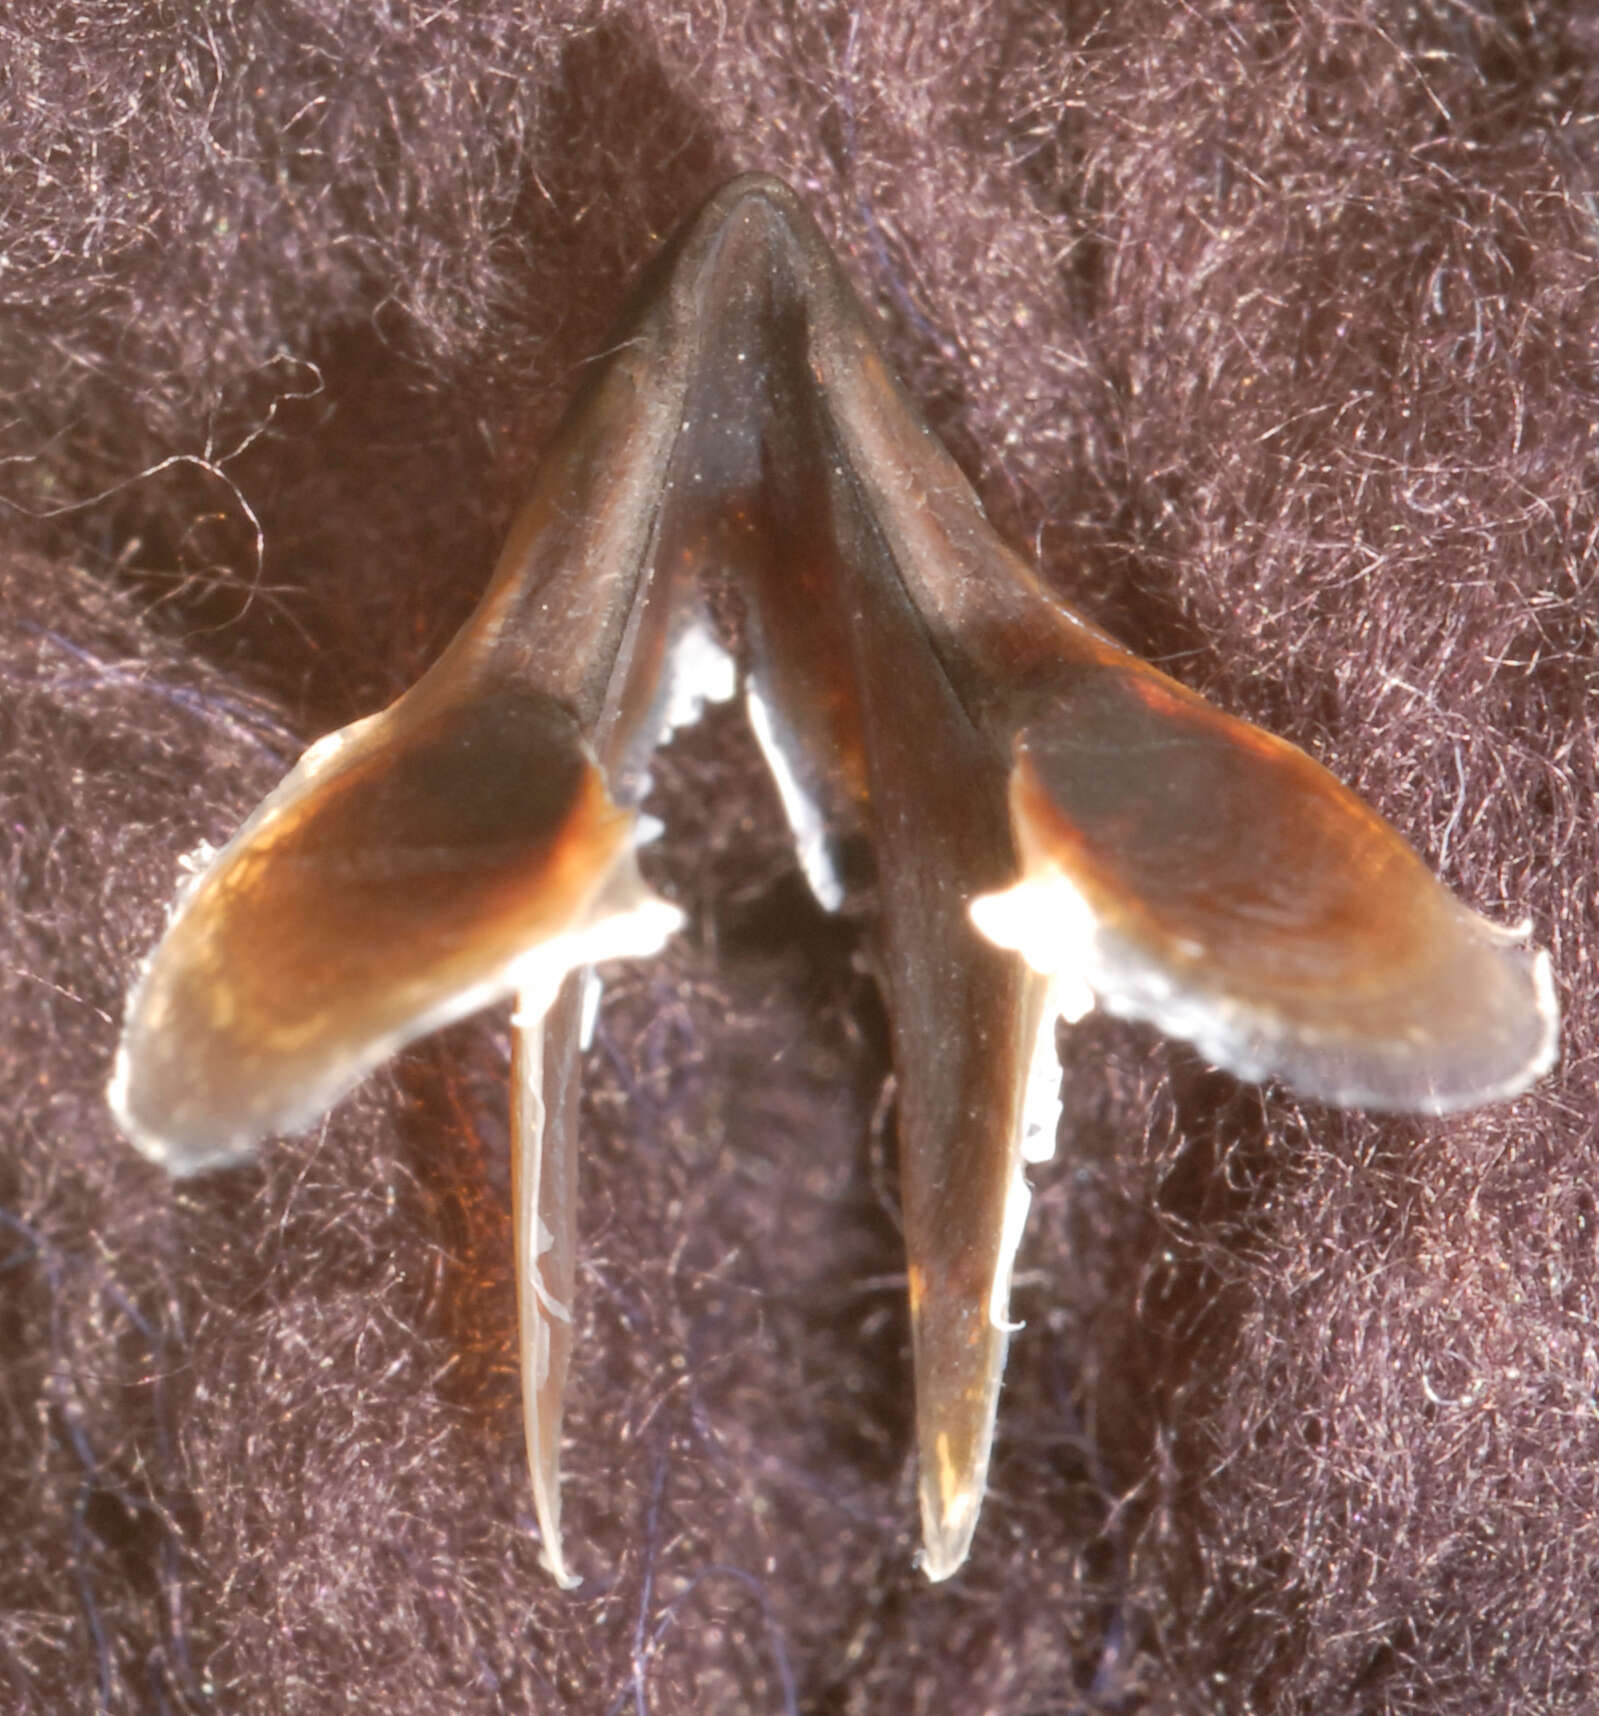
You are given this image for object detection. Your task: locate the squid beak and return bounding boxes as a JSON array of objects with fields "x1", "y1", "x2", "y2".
[{"x1": 110, "y1": 175, "x2": 1557, "y2": 1587}]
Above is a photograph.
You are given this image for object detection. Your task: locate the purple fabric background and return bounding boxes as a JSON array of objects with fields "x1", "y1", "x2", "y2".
[{"x1": 2, "y1": 3, "x2": 1594, "y2": 1710}]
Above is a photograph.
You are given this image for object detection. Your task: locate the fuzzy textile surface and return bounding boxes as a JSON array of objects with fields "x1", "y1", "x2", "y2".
[{"x1": 2, "y1": 3, "x2": 1597, "y2": 1712}]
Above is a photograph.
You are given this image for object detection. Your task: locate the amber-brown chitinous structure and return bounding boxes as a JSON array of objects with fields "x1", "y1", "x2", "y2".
[{"x1": 111, "y1": 176, "x2": 1557, "y2": 1587}]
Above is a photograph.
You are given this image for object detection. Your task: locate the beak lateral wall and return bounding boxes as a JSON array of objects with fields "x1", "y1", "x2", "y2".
[{"x1": 110, "y1": 175, "x2": 1559, "y2": 1585}]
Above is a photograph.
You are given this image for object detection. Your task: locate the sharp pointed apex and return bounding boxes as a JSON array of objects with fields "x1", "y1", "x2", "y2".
[
  {"x1": 918, "y1": 1467, "x2": 982, "y2": 1583},
  {"x1": 536, "y1": 1529, "x2": 581, "y2": 1593}
]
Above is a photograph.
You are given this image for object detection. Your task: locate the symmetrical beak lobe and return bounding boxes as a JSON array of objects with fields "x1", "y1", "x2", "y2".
[{"x1": 110, "y1": 176, "x2": 1558, "y2": 1587}]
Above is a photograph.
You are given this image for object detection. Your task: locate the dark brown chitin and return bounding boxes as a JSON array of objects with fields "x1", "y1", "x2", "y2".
[{"x1": 112, "y1": 176, "x2": 1557, "y2": 1586}]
